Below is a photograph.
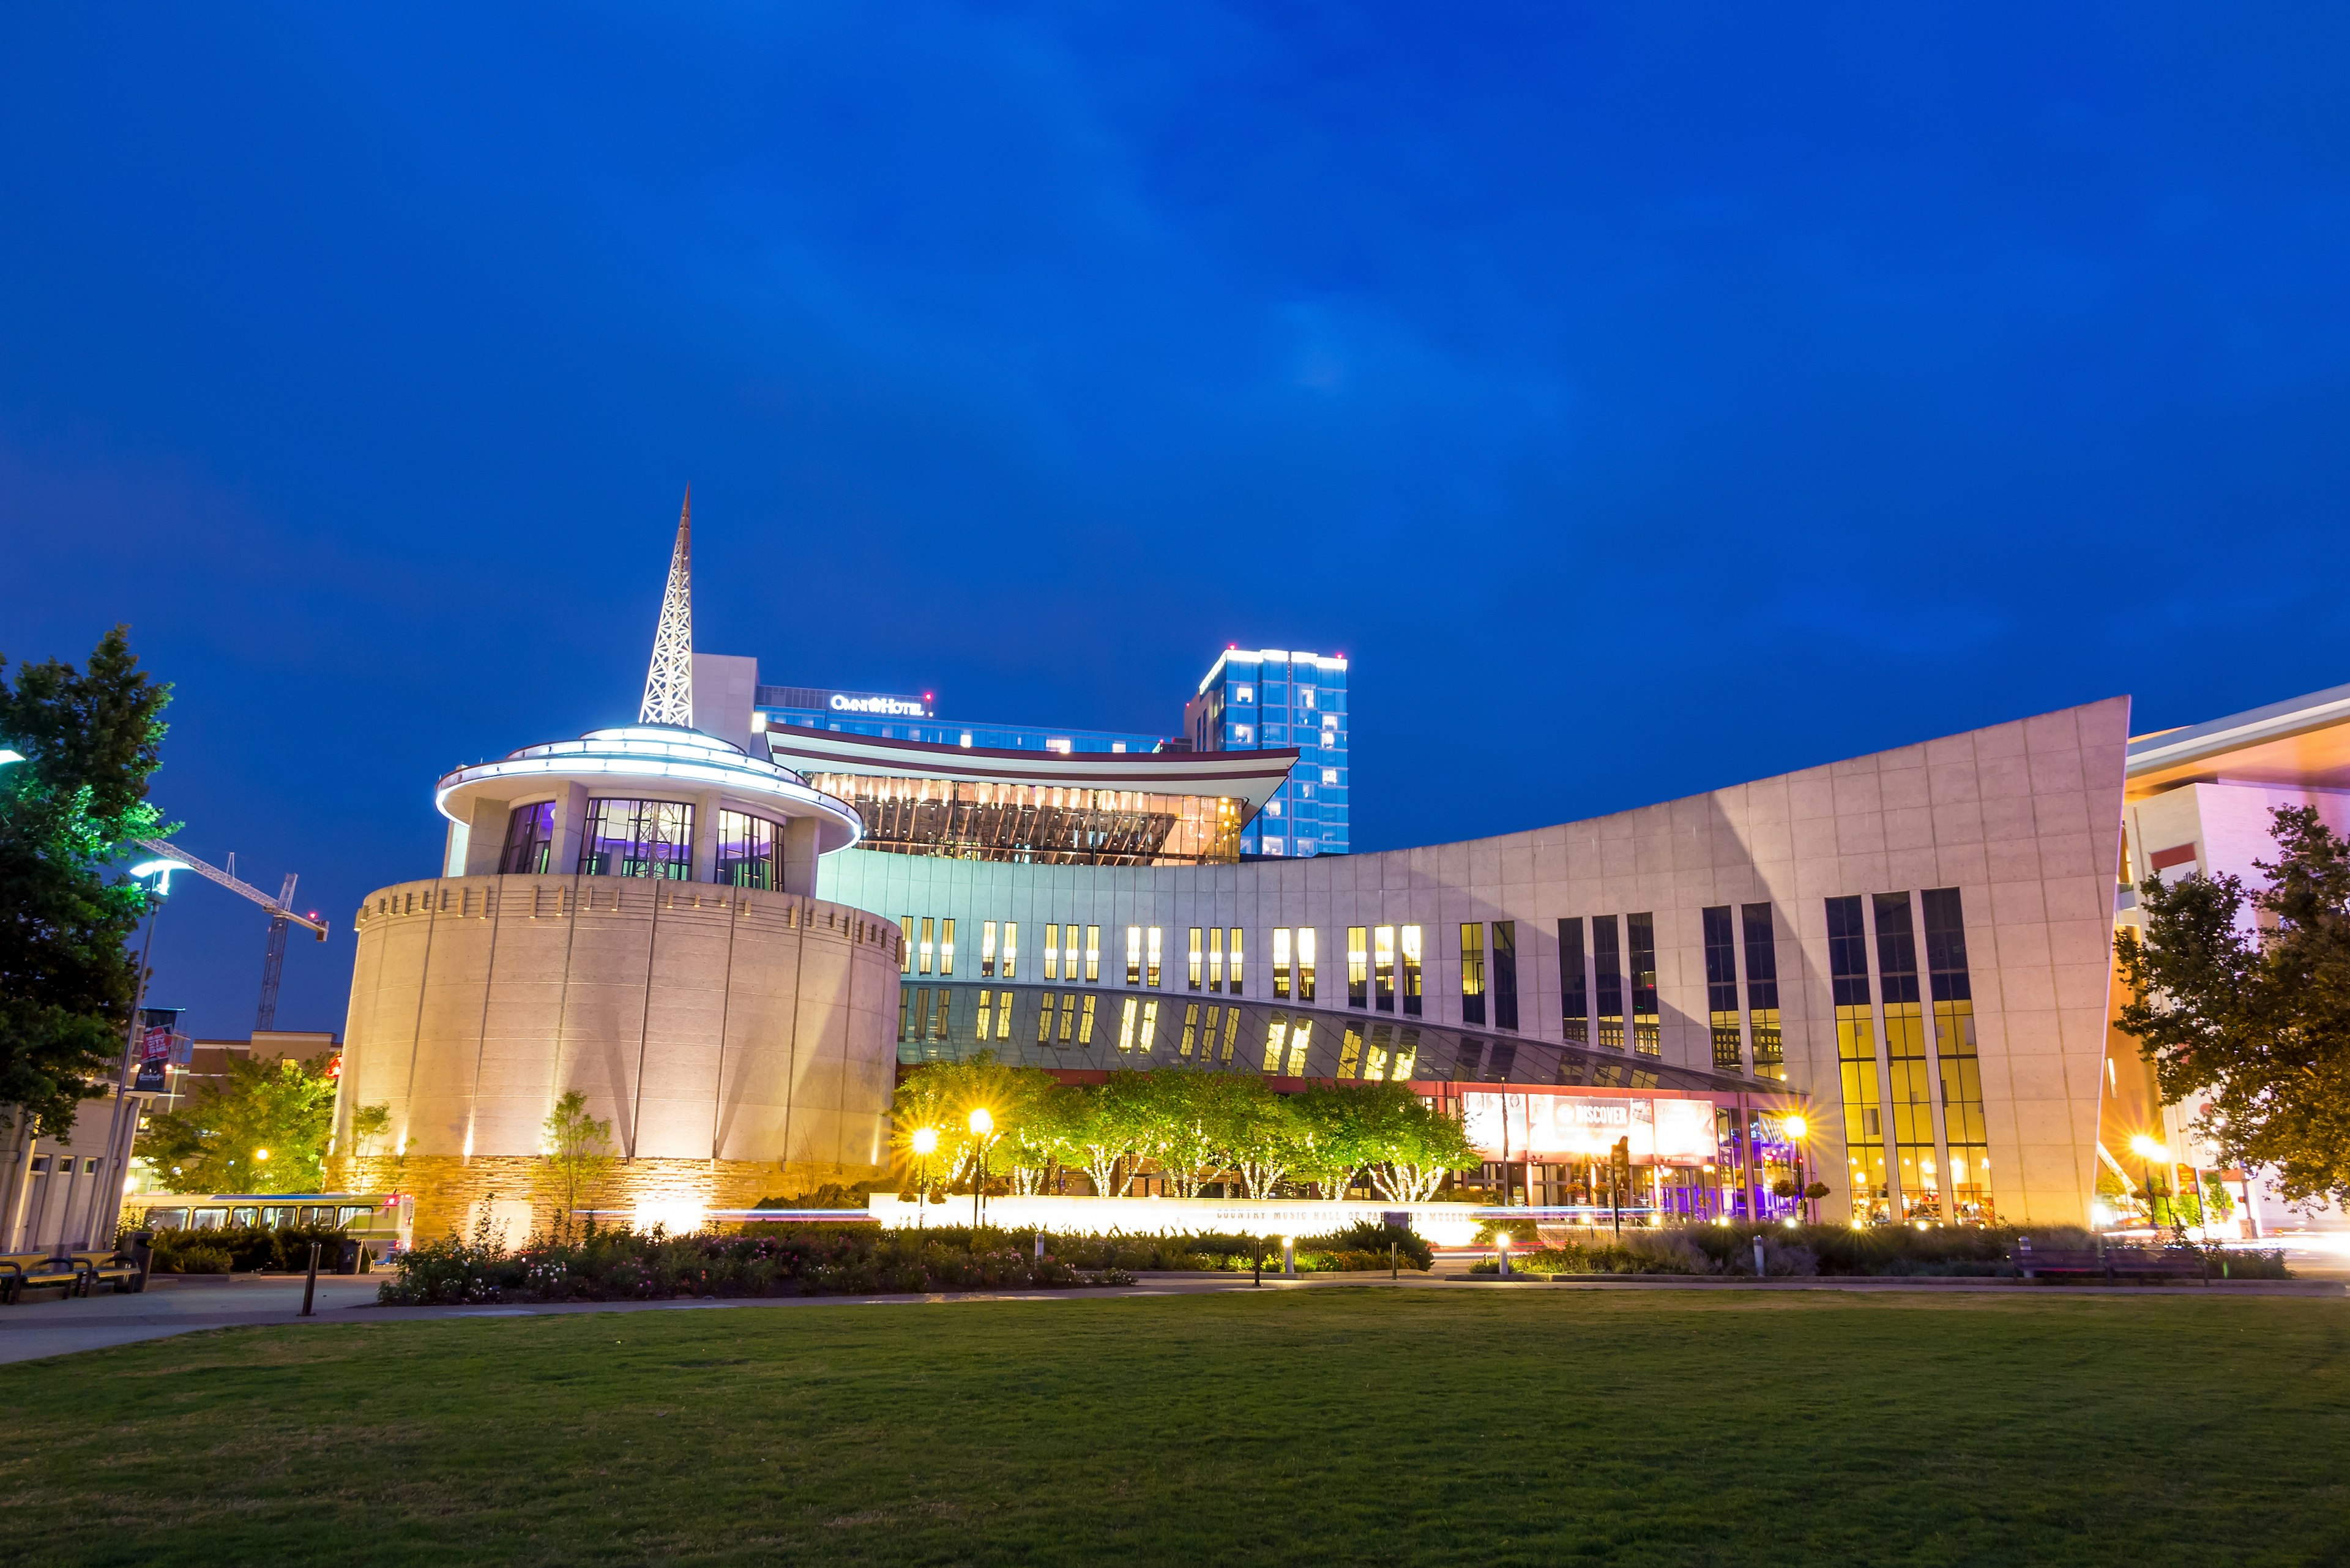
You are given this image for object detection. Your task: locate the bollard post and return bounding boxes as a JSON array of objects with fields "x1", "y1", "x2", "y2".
[
  {"x1": 1390, "y1": 1241, "x2": 1397, "y2": 1281},
  {"x1": 1252, "y1": 1235, "x2": 1263, "y2": 1287},
  {"x1": 1281, "y1": 1235, "x2": 1296, "y2": 1277},
  {"x1": 2019, "y1": 1235, "x2": 2034, "y2": 1280},
  {"x1": 1034, "y1": 1230, "x2": 1045, "y2": 1262},
  {"x1": 301, "y1": 1241, "x2": 321, "y2": 1317},
  {"x1": 1752, "y1": 1235, "x2": 1766, "y2": 1279}
]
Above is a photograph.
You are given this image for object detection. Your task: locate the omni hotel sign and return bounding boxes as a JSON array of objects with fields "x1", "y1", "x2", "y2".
[
  {"x1": 1460, "y1": 1092, "x2": 1718, "y2": 1163},
  {"x1": 827, "y1": 692, "x2": 930, "y2": 718}
]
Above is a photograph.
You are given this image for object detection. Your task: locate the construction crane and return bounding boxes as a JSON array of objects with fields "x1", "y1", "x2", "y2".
[{"x1": 129, "y1": 837, "x2": 329, "y2": 1029}]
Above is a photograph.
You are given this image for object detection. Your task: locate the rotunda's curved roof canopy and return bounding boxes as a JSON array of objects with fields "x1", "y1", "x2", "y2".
[{"x1": 435, "y1": 724, "x2": 863, "y2": 854}]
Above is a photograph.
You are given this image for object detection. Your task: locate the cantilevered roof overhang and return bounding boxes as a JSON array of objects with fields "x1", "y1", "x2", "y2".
[
  {"x1": 2125, "y1": 679, "x2": 2350, "y2": 799},
  {"x1": 762, "y1": 725, "x2": 1302, "y2": 818}
]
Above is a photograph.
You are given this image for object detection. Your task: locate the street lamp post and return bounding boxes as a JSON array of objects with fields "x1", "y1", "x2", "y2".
[
  {"x1": 1784, "y1": 1114, "x2": 1810, "y2": 1225},
  {"x1": 911, "y1": 1127, "x2": 938, "y2": 1229},
  {"x1": 968, "y1": 1107, "x2": 994, "y2": 1228}
]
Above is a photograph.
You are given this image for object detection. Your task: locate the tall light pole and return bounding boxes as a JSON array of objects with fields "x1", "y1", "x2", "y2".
[
  {"x1": 911, "y1": 1126, "x2": 938, "y2": 1228},
  {"x1": 968, "y1": 1107, "x2": 994, "y2": 1228},
  {"x1": 1783, "y1": 1114, "x2": 1810, "y2": 1225}
]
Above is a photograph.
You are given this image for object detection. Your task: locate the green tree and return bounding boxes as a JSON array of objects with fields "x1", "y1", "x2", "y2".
[
  {"x1": 0, "y1": 627, "x2": 170, "y2": 1135},
  {"x1": 1351, "y1": 1082, "x2": 1478, "y2": 1201},
  {"x1": 1133, "y1": 1070, "x2": 1224, "y2": 1197},
  {"x1": 889, "y1": 1052, "x2": 1056, "y2": 1192},
  {"x1": 1292, "y1": 1086, "x2": 1381, "y2": 1199},
  {"x1": 144, "y1": 1052, "x2": 338, "y2": 1193},
  {"x1": 348, "y1": 1102, "x2": 392, "y2": 1159},
  {"x1": 540, "y1": 1091, "x2": 616, "y2": 1234},
  {"x1": 2116, "y1": 804, "x2": 2350, "y2": 1208},
  {"x1": 1215, "y1": 1077, "x2": 1307, "y2": 1199}
]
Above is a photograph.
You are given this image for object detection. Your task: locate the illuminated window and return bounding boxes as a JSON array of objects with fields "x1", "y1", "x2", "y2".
[
  {"x1": 1286, "y1": 1018, "x2": 1313, "y2": 1076},
  {"x1": 1188, "y1": 928, "x2": 1204, "y2": 990},
  {"x1": 1044, "y1": 924, "x2": 1061, "y2": 982},
  {"x1": 1147, "y1": 927, "x2": 1163, "y2": 988},
  {"x1": 1392, "y1": 1029, "x2": 1419, "y2": 1081},
  {"x1": 1593, "y1": 916, "x2": 1624, "y2": 1048},
  {"x1": 1127, "y1": 926, "x2": 1143, "y2": 985},
  {"x1": 1273, "y1": 928, "x2": 1293, "y2": 999},
  {"x1": 1628, "y1": 913, "x2": 1658, "y2": 1056},
  {"x1": 977, "y1": 990, "x2": 993, "y2": 1040},
  {"x1": 1262, "y1": 1013, "x2": 1290, "y2": 1073},
  {"x1": 1372, "y1": 927, "x2": 1397, "y2": 1012},
  {"x1": 1400, "y1": 926, "x2": 1422, "y2": 1017},
  {"x1": 994, "y1": 990, "x2": 1011, "y2": 1040},
  {"x1": 1491, "y1": 922, "x2": 1517, "y2": 1031},
  {"x1": 1924, "y1": 887, "x2": 1991, "y2": 1222},
  {"x1": 1180, "y1": 1002, "x2": 1201, "y2": 1057},
  {"x1": 1557, "y1": 918, "x2": 1587, "y2": 1044},
  {"x1": 1139, "y1": 999, "x2": 1158, "y2": 1053},
  {"x1": 1300, "y1": 689, "x2": 1315, "y2": 710},
  {"x1": 1363, "y1": 1023, "x2": 1390, "y2": 1081},
  {"x1": 899, "y1": 988, "x2": 914, "y2": 1042},
  {"x1": 1002, "y1": 922, "x2": 1017, "y2": 980},
  {"x1": 1703, "y1": 906, "x2": 1744, "y2": 1071},
  {"x1": 1338, "y1": 1025, "x2": 1363, "y2": 1078},
  {"x1": 578, "y1": 798, "x2": 693, "y2": 879},
  {"x1": 1348, "y1": 927, "x2": 1369, "y2": 1008},
  {"x1": 1321, "y1": 767, "x2": 1340, "y2": 785},
  {"x1": 1235, "y1": 685, "x2": 1253, "y2": 703},
  {"x1": 1119, "y1": 998, "x2": 1139, "y2": 1052},
  {"x1": 900, "y1": 917, "x2": 914, "y2": 976},
  {"x1": 1263, "y1": 837, "x2": 1283, "y2": 855},
  {"x1": 1059, "y1": 992, "x2": 1077, "y2": 1044},
  {"x1": 931, "y1": 990, "x2": 950, "y2": 1042},
  {"x1": 1297, "y1": 928, "x2": 1316, "y2": 1002},
  {"x1": 1208, "y1": 926, "x2": 1224, "y2": 991},
  {"x1": 982, "y1": 922, "x2": 998, "y2": 979},
  {"x1": 713, "y1": 810, "x2": 775, "y2": 888},
  {"x1": 1228, "y1": 928, "x2": 1244, "y2": 994},
  {"x1": 1876, "y1": 892, "x2": 1937, "y2": 1223},
  {"x1": 1743, "y1": 905, "x2": 1782, "y2": 1080},
  {"x1": 499, "y1": 801, "x2": 554, "y2": 874},
  {"x1": 1078, "y1": 994, "x2": 1097, "y2": 1045},
  {"x1": 1083, "y1": 925, "x2": 1100, "y2": 983},
  {"x1": 1037, "y1": 995, "x2": 1055, "y2": 1045},
  {"x1": 1828, "y1": 895, "x2": 1888, "y2": 1224},
  {"x1": 919, "y1": 917, "x2": 934, "y2": 976},
  {"x1": 1222, "y1": 1006, "x2": 1241, "y2": 1061},
  {"x1": 939, "y1": 918, "x2": 955, "y2": 977},
  {"x1": 1459, "y1": 924, "x2": 1486, "y2": 1026}
]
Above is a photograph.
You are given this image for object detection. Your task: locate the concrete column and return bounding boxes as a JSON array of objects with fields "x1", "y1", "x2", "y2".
[
  {"x1": 463, "y1": 797, "x2": 509, "y2": 876},
  {"x1": 780, "y1": 816, "x2": 821, "y2": 896},
  {"x1": 550, "y1": 782, "x2": 591, "y2": 876},
  {"x1": 692, "y1": 792, "x2": 723, "y2": 884}
]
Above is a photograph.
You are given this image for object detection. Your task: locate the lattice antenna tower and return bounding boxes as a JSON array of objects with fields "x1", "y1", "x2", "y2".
[{"x1": 638, "y1": 489, "x2": 695, "y2": 727}]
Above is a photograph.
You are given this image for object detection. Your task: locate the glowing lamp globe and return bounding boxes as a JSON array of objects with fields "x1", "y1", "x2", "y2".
[{"x1": 968, "y1": 1107, "x2": 993, "y2": 1137}]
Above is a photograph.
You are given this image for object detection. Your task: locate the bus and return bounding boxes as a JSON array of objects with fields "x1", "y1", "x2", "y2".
[{"x1": 121, "y1": 1192, "x2": 414, "y2": 1256}]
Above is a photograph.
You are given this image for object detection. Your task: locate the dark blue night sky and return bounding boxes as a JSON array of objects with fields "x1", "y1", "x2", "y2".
[{"x1": 4, "y1": 6, "x2": 2346, "y2": 1039}]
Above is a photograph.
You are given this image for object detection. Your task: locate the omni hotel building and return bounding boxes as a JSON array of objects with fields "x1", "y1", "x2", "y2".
[{"x1": 328, "y1": 503, "x2": 2348, "y2": 1238}]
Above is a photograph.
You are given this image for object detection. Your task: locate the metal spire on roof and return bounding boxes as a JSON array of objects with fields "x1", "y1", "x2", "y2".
[{"x1": 638, "y1": 489, "x2": 694, "y2": 727}]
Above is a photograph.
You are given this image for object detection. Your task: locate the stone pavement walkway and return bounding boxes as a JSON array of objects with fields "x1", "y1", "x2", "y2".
[{"x1": 0, "y1": 1266, "x2": 2335, "y2": 1367}]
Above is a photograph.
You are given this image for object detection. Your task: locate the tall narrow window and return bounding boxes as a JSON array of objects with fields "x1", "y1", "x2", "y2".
[
  {"x1": 1180, "y1": 1002, "x2": 1201, "y2": 1057},
  {"x1": 981, "y1": 921, "x2": 999, "y2": 979},
  {"x1": 1208, "y1": 926, "x2": 1225, "y2": 991},
  {"x1": 1557, "y1": 918, "x2": 1588, "y2": 1044},
  {"x1": 1924, "y1": 887, "x2": 1991, "y2": 1223},
  {"x1": 1228, "y1": 928, "x2": 1244, "y2": 994},
  {"x1": 1203, "y1": 1004, "x2": 1222, "y2": 1062},
  {"x1": 1628, "y1": 913, "x2": 1658, "y2": 1056},
  {"x1": 1347, "y1": 927, "x2": 1370, "y2": 1008},
  {"x1": 712, "y1": 810, "x2": 775, "y2": 889},
  {"x1": 1139, "y1": 999, "x2": 1159, "y2": 1053},
  {"x1": 1119, "y1": 997, "x2": 1140, "y2": 1051},
  {"x1": 1491, "y1": 922, "x2": 1518, "y2": 1031},
  {"x1": 1078, "y1": 993, "x2": 1097, "y2": 1045},
  {"x1": 1373, "y1": 927, "x2": 1396, "y2": 1012},
  {"x1": 1272, "y1": 928, "x2": 1293, "y2": 999},
  {"x1": 1593, "y1": 916, "x2": 1624, "y2": 1048},
  {"x1": 899, "y1": 988, "x2": 914, "y2": 1043},
  {"x1": 1044, "y1": 923, "x2": 1061, "y2": 982},
  {"x1": 1086, "y1": 926, "x2": 1101, "y2": 984},
  {"x1": 1222, "y1": 1004, "x2": 1241, "y2": 1061},
  {"x1": 1286, "y1": 1018, "x2": 1313, "y2": 1076},
  {"x1": 1338, "y1": 1025, "x2": 1363, "y2": 1078},
  {"x1": 1002, "y1": 922, "x2": 1017, "y2": 981},
  {"x1": 976, "y1": 990, "x2": 994, "y2": 1042},
  {"x1": 1147, "y1": 927, "x2": 1163, "y2": 988},
  {"x1": 1297, "y1": 928, "x2": 1316, "y2": 1003},
  {"x1": 919, "y1": 917, "x2": 935, "y2": 976},
  {"x1": 1703, "y1": 906, "x2": 1743, "y2": 1071},
  {"x1": 1828, "y1": 895, "x2": 1887, "y2": 1223},
  {"x1": 499, "y1": 801, "x2": 556, "y2": 875},
  {"x1": 1363, "y1": 1023, "x2": 1392, "y2": 1081},
  {"x1": 1188, "y1": 928, "x2": 1204, "y2": 990},
  {"x1": 939, "y1": 918, "x2": 955, "y2": 977},
  {"x1": 1262, "y1": 1013, "x2": 1291, "y2": 1073},
  {"x1": 1460, "y1": 924, "x2": 1486, "y2": 1025},
  {"x1": 1392, "y1": 1029, "x2": 1419, "y2": 1081},
  {"x1": 900, "y1": 917, "x2": 915, "y2": 976},
  {"x1": 1127, "y1": 926, "x2": 1143, "y2": 985},
  {"x1": 1876, "y1": 892, "x2": 1936, "y2": 1222},
  {"x1": 1037, "y1": 994, "x2": 1056, "y2": 1045},
  {"x1": 1400, "y1": 925, "x2": 1422, "y2": 1017},
  {"x1": 931, "y1": 990, "x2": 950, "y2": 1042},
  {"x1": 1742, "y1": 905, "x2": 1781, "y2": 1079}
]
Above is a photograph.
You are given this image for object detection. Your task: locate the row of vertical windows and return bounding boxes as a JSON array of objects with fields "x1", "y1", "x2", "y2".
[
  {"x1": 1124, "y1": 927, "x2": 1164, "y2": 987},
  {"x1": 500, "y1": 799, "x2": 785, "y2": 886},
  {"x1": 1185, "y1": 927, "x2": 1245, "y2": 993},
  {"x1": 898, "y1": 916, "x2": 958, "y2": 977},
  {"x1": 1458, "y1": 922, "x2": 1519, "y2": 1030},
  {"x1": 1270, "y1": 928, "x2": 1316, "y2": 1001},
  {"x1": 1333, "y1": 1023, "x2": 1421, "y2": 1081},
  {"x1": 1178, "y1": 1002, "x2": 1244, "y2": 1061},
  {"x1": 1560, "y1": 915, "x2": 1654, "y2": 1056},
  {"x1": 1343, "y1": 925, "x2": 1425, "y2": 1015},
  {"x1": 1687, "y1": 905, "x2": 1785, "y2": 1080}
]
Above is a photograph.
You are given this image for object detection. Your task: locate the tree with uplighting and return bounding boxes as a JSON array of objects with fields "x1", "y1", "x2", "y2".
[
  {"x1": 540, "y1": 1091, "x2": 615, "y2": 1235},
  {"x1": 2117, "y1": 804, "x2": 2350, "y2": 1210},
  {"x1": 0, "y1": 626, "x2": 171, "y2": 1135},
  {"x1": 144, "y1": 1051, "x2": 337, "y2": 1193}
]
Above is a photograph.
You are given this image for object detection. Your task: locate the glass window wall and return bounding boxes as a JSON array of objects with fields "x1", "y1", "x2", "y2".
[
  {"x1": 713, "y1": 810, "x2": 775, "y2": 889},
  {"x1": 1924, "y1": 887, "x2": 1992, "y2": 1223},
  {"x1": 1491, "y1": 921, "x2": 1518, "y2": 1031},
  {"x1": 499, "y1": 801, "x2": 554, "y2": 875},
  {"x1": 1459, "y1": 924, "x2": 1486, "y2": 1026},
  {"x1": 1742, "y1": 904, "x2": 1783, "y2": 1080},
  {"x1": 578, "y1": 798, "x2": 693, "y2": 879},
  {"x1": 1828, "y1": 895, "x2": 1890, "y2": 1223},
  {"x1": 1593, "y1": 916, "x2": 1625, "y2": 1048},
  {"x1": 1703, "y1": 906, "x2": 1743, "y2": 1071},
  {"x1": 1628, "y1": 913, "x2": 1660, "y2": 1056},
  {"x1": 1557, "y1": 917, "x2": 1587, "y2": 1044}
]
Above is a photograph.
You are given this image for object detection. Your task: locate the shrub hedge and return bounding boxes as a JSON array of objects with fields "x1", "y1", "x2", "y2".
[
  {"x1": 1466, "y1": 1223, "x2": 2291, "y2": 1279},
  {"x1": 136, "y1": 1224, "x2": 356, "y2": 1274}
]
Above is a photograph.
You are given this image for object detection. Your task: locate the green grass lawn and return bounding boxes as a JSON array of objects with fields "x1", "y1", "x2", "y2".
[{"x1": 2, "y1": 1287, "x2": 2344, "y2": 1566}]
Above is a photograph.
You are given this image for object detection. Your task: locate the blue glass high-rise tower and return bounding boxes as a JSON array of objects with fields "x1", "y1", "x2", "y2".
[{"x1": 1182, "y1": 649, "x2": 1348, "y2": 857}]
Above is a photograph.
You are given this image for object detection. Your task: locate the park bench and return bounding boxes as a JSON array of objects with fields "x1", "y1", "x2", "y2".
[
  {"x1": 2016, "y1": 1242, "x2": 2209, "y2": 1283},
  {"x1": 0, "y1": 1250, "x2": 89, "y2": 1304},
  {"x1": 69, "y1": 1250, "x2": 142, "y2": 1294}
]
